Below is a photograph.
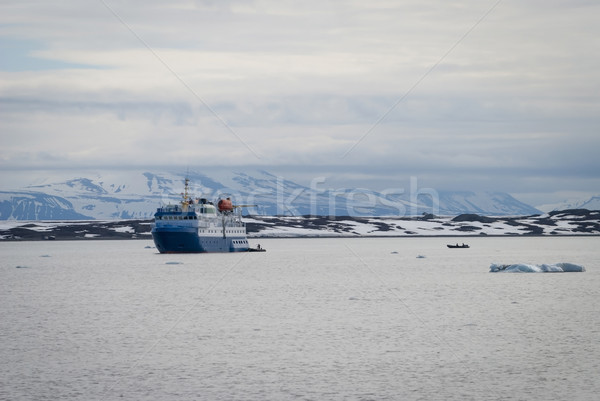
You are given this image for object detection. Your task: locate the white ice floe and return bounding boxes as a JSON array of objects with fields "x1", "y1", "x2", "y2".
[{"x1": 490, "y1": 262, "x2": 585, "y2": 273}]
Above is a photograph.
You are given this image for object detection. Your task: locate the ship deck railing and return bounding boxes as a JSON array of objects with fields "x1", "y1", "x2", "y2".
[{"x1": 155, "y1": 213, "x2": 245, "y2": 227}]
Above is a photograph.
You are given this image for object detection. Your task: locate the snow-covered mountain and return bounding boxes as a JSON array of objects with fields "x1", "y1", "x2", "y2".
[
  {"x1": 537, "y1": 195, "x2": 600, "y2": 213},
  {"x1": 0, "y1": 170, "x2": 542, "y2": 220},
  {"x1": 0, "y1": 191, "x2": 92, "y2": 220}
]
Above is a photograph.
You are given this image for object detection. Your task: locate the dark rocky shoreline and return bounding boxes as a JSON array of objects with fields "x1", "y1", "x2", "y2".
[
  {"x1": 1, "y1": 209, "x2": 599, "y2": 241},
  {"x1": 1, "y1": 220, "x2": 153, "y2": 241}
]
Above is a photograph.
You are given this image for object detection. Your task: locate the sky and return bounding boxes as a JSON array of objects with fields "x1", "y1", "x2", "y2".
[{"x1": 1, "y1": 0, "x2": 599, "y2": 207}]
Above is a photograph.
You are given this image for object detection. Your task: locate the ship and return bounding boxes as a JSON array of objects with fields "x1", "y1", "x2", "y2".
[{"x1": 151, "y1": 178, "x2": 260, "y2": 253}]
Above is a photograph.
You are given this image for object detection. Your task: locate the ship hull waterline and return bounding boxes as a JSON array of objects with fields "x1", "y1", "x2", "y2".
[{"x1": 152, "y1": 227, "x2": 250, "y2": 253}]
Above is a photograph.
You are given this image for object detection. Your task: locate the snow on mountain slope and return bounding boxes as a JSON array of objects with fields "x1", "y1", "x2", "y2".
[
  {"x1": 0, "y1": 191, "x2": 93, "y2": 220},
  {"x1": 580, "y1": 196, "x2": 600, "y2": 210},
  {"x1": 537, "y1": 195, "x2": 600, "y2": 213},
  {"x1": 436, "y1": 191, "x2": 540, "y2": 216},
  {"x1": 1, "y1": 169, "x2": 543, "y2": 220}
]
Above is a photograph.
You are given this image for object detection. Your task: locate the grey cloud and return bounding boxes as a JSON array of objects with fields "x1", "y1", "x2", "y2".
[{"x1": 1, "y1": 0, "x2": 599, "y2": 207}]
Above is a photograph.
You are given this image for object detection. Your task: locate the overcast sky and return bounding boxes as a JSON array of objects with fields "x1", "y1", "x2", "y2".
[{"x1": 1, "y1": 0, "x2": 598, "y2": 206}]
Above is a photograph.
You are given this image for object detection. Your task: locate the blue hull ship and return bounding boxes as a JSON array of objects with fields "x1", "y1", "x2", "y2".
[{"x1": 151, "y1": 178, "x2": 252, "y2": 253}]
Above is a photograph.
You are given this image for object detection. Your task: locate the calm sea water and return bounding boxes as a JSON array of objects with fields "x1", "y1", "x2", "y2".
[{"x1": 1, "y1": 237, "x2": 599, "y2": 401}]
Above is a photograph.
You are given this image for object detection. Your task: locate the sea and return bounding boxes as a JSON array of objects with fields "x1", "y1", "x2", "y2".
[{"x1": 1, "y1": 236, "x2": 599, "y2": 401}]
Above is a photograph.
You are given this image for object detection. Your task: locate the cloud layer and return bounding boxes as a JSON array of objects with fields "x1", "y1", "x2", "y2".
[{"x1": 1, "y1": 0, "x2": 599, "y2": 205}]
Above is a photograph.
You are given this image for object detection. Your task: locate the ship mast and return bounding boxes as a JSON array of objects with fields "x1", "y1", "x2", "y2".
[{"x1": 181, "y1": 178, "x2": 190, "y2": 210}]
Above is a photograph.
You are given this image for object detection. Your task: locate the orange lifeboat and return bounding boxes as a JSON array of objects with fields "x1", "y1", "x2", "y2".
[{"x1": 217, "y1": 198, "x2": 234, "y2": 212}]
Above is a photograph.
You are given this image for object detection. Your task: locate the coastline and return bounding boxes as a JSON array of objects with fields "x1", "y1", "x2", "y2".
[{"x1": 2, "y1": 210, "x2": 599, "y2": 241}]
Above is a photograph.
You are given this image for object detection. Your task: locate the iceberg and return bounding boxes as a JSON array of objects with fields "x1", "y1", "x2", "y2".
[{"x1": 490, "y1": 262, "x2": 585, "y2": 273}]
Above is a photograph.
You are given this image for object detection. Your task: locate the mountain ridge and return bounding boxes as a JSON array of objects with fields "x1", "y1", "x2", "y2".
[
  {"x1": 537, "y1": 195, "x2": 600, "y2": 213},
  {"x1": 1, "y1": 170, "x2": 542, "y2": 220}
]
